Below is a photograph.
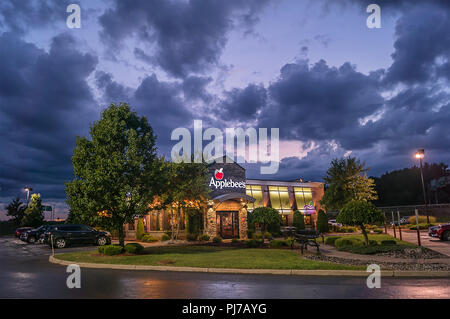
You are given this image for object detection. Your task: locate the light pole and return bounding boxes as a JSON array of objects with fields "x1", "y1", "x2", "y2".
[
  {"x1": 414, "y1": 149, "x2": 429, "y2": 224},
  {"x1": 24, "y1": 187, "x2": 33, "y2": 205}
]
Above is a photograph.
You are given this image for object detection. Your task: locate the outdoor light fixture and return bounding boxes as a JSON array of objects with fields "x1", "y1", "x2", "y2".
[
  {"x1": 24, "y1": 186, "x2": 33, "y2": 204},
  {"x1": 414, "y1": 149, "x2": 429, "y2": 224}
]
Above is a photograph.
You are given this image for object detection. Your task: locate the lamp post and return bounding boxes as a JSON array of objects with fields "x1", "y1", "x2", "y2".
[
  {"x1": 24, "y1": 187, "x2": 33, "y2": 205},
  {"x1": 414, "y1": 149, "x2": 429, "y2": 224}
]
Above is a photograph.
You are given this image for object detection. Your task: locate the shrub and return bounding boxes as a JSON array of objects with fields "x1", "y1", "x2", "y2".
[
  {"x1": 408, "y1": 223, "x2": 436, "y2": 230},
  {"x1": 136, "y1": 218, "x2": 145, "y2": 240},
  {"x1": 98, "y1": 246, "x2": 106, "y2": 254},
  {"x1": 124, "y1": 243, "x2": 144, "y2": 254},
  {"x1": 269, "y1": 239, "x2": 288, "y2": 248},
  {"x1": 372, "y1": 228, "x2": 383, "y2": 234},
  {"x1": 141, "y1": 234, "x2": 158, "y2": 243},
  {"x1": 199, "y1": 234, "x2": 210, "y2": 241},
  {"x1": 103, "y1": 245, "x2": 124, "y2": 256},
  {"x1": 246, "y1": 239, "x2": 262, "y2": 248},
  {"x1": 264, "y1": 232, "x2": 272, "y2": 240},
  {"x1": 186, "y1": 233, "x2": 198, "y2": 241},
  {"x1": 408, "y1": 215, "x2": 436, "y2": 224},
  {"x1": 161, "y1": 234, "x2": 170, "y2": 241},
  {"x1": 324, "y1": 236, "x2": 341, "y2": 246},
  {"x1": 285, "y1": 237, "x2": 296, "y2": 248},
  {"x1": 293, "y1": 210, "x2": 305, "y2": 230},
  {"x1": 247, "y1": 230, "x2": 254, "y2": 239},
  {"x1": 252, "y1": 232, "x2": 262, "y2": 240},
  {"x1": 317, "y1": 209, "x2": 329, "y2": 233},
  {"x1": 335, "y1": 237, "x2": 364, "y2": 248},
  {"x1": 381, "y1": 240, "x2": 397, "y2": 246},
  {"x1": 231, "y1": 238, "x2": 240, "y2": 243},
  {"x1": 212, "y1": 236, "x2": 222, "y2": 243},
  {"x1": 368, "y1": 240, "x2": 378, "y2": 246}
]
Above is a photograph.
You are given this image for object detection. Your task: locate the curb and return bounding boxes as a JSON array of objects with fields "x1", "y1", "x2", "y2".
[{"x1": 49, "y1": 255, "x2": 450, "y2": 277}]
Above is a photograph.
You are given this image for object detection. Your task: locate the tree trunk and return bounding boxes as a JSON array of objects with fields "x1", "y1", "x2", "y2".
[
  {"x1": 361, "y1": 225, "x2": 369, "y2": 246},
  {"x1": 118, "y1": 225, "x2": 125, "y2": 247}
]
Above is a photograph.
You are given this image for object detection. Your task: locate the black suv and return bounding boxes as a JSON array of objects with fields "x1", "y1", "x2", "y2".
[
  {"x1": 20, "y1": 225, "x2": 52, "y2": 243},
  {"x1": 44, "y1": 224, "x2": 111, "y2": 248}
]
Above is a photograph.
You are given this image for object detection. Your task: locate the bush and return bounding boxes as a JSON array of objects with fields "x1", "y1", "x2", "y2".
[
  {"x1": 98, "y1": 246, "x2": 106, "y2": 254},
  {"x1": 408, "y1": 223, "x2": 436, "y2": 230},
  {"x1": 285, "y1": 237, "x2": 296, "y2": 248},
  {"x1": 103, "y1": 245, "x2": 124, "y2": 256},
  {"x1": 141, "y1": 234, "x2": 158, "y2": 243},
  {"x1": 161, "y1": 234, "x2": 170, "y2": 241},
  {"x1": 324, "y1": 236, "x2": 341, "y2": 246},
  {"x1": 136, "y1": 218, "x2": 145, "y2": 240},
  {"x1": 199, "y1": 234, "x2": 210, "y2": 241},
  {"x1": 212, "y1": 236, "x2": 222, "y2": 243},
  {"x1": 124, "y1": 243, "x2": 144, "y2": 254},
  {"x1": 247, "y1": 230, "x2": 254, "y2": 239},
  {"x1": 368, "y1": 240, "x2": 379, "y2": 246},
  {"x1": 252, "y1": 232, "x2": 262, "y2": 240},
  {"x1": 264, "y1": 232, "x2": 272, "y2": 240},
  {"x1": 335, "y1": 237, "x2": 364, "y2": 248},
  {"x1": 186, "y1": 233, "x2": 198, "y2": 241},
  {"x1": 372, "y1": 228, "x2": 383, "y2": 234},
  {"x1": 381, "y1": 240, "x2": 397, "y2": 246},
  {"x1": 317, "y1": 209, "x2": 329, "y2": 233},
  {"x1": 293, "y1": 210, "x2": 305, "y2": 230},
  {"x1": 269, "y1": 239, "x2": 288, "y2": 248},
  {"x1": 231, "y1": 238, "x2": 240, "y2": 243},
  {"x1": 408, "y1": 215, "x2": 436, "y2": 224},
  {"x1": 246, "y1": 239, "x2": 262, "y2": 248}
]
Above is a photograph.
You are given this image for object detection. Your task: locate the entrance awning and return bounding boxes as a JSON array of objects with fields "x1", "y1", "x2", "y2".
[{"x1": 212, "y1": 193, "x2": 256, "y2": 203}]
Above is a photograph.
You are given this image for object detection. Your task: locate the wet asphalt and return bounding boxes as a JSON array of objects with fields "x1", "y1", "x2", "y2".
[{"x1": 0, "y1": 236, "x2": 449, "y2": 299}]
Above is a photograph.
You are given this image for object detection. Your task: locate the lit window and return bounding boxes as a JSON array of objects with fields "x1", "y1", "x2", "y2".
[
  {"x1": 268, "y1": 186, "x2": 291, "y2": 213},
  {"x1": 294, "y1": 187, "x2": 314, "y2": 213},
  {"x1": 246, "y1": 185, "x2": 264, "y2": 210}
]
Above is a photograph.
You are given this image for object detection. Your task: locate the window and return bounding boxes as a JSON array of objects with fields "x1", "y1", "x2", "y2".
[
  {"x1": 268, "y1": 186, "x2": 291, "y2": 213},
  {"x1": 294, "y1": 187, "x2": 314, "y2": 213},
  {"x1": 246, "y1": 185, "x2": 264, "y2": 210}
]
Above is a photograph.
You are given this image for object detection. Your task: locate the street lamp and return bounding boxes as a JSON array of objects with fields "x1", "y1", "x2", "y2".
[
  {"x1": 414, "y1": 149, "x2": 429, "y2": 224},
  {"x1": 24, "y1": 187, "x2": 33, "y2": 205}
]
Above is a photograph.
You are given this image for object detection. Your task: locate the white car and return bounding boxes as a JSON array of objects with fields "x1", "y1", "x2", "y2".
[{"x1": 328, "y1": 219, "x2": 342, "y2": 227}]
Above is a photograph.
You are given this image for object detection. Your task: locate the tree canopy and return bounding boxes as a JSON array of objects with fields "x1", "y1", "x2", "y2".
[
  {"x1": 251, "y1": 207, "x2": 282, "y2": 243},
  {"x1": 65, "y1": 103, "x2": 165, "y2": 246},
  {"x1": 21, "y1": 193, "x2": 44, "y2": 228},
  {"x1": 6, "y1": 197, "x2": 26, "y2": 227},
  {"x1": 321, "y1": 157, "x2": 377, "y2": 211}
]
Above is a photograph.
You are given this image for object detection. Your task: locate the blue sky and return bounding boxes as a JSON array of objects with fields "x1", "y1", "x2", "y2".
[{"x1": 0, "y1": 0, "x2": 449, "y2": 219}]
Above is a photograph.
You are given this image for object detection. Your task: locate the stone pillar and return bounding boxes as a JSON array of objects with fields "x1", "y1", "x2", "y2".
[
  {"x1": 206, "y1": 200, "x2": 217, "y2": 239},
  {"x1": 239, "y1": 201, "x2": 248, "y2": 240}
]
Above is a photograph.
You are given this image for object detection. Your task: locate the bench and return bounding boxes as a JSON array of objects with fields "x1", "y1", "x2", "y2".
[{"x1": 281, "y1": 228, "x2": 321, "y2": 254}]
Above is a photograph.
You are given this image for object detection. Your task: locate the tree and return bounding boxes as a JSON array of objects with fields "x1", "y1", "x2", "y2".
[
  {"x1": 136, "y1": 218, "x2": 145, "y2": 240},
  {"x1": 21, "y1": 193, "x2": 44, "y2": 228},
  {"x1": 161, "y1": 160, "x2": 210, "y2": 241},
  {"x1": 321, "y1": 157, "x2": 377, "y2": 211},
  {"x1": 337, "y1": 201, "x2": 385, "y2": 245},
  {"x1": 292, "y1": 210, "x2": 305, "y2": 230},
  {"x1": 251, "y1": 207, "x2": 282, "y2": 244},
  {"x1": 6, "y1": 197, "x2": 26, "y2": 227},
  {"x1": 65, "y1": 103, "x2": 165, "y2": 247},
  {"x1": 316, "y1": 209, "x2": 329, "y2": 233}
]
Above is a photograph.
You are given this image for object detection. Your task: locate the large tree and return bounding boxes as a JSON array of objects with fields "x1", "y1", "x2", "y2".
[
  {"x1": 21, "y1": 193, "x2": 44, "y2": 228},
  {"x1": 321, "y1": 157, "x2": 377, "y2": 211},
  {"x1": 6, "y1": 197, "x2": 26, "y2": 227},
  {"x1": 65, "y1": 103, "x2": 165, "y2": 246}
]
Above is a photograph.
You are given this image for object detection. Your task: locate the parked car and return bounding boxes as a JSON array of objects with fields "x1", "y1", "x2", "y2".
[
  {"x1": 14, "y1": 227, "x2": 33, "y2": 238},
  {"x1": 44, "y1": 224, "x2": 111, "y2": 248},
  {"x1": 390, "y1": 218, "x2": 409, "y2": 226},
  {"x1": 328, "y1": 219, "x2": 342, "y2": 227},
  {"x1": 429, "y1": 223, "x2": 450, "y2": 241},
  {"x1": 20, "y1": 225, "x2": 52, "y2": 243}
]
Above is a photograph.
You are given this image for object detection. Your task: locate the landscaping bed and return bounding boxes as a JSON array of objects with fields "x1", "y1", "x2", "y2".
[{"x1": 55, "y1": 245, "x2": 362, "y2": 270}]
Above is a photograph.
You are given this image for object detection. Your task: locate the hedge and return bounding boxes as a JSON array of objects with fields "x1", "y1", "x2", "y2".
[{"x1": 124, "y1": 243, "x2": 144, "y2": 254}]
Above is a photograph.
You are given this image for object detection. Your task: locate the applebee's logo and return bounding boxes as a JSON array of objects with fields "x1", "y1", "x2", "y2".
[{"x1": 214, "y1": 168, "x2": 224, "y2": 180}]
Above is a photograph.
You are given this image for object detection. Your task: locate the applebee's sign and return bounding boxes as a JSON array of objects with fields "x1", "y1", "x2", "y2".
[{"x1": 209, "y1": 168, "x2": 246, "y2": 190}]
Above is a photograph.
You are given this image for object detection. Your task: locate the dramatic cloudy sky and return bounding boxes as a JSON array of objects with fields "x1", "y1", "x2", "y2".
[{"x1": 0, "y1": 0, "x2": 449, "y2": 218}]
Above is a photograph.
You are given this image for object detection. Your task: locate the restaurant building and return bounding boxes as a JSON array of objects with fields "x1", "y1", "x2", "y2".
[{"x1": 124, "y1": 157, "x2": 324, "y2": 240}]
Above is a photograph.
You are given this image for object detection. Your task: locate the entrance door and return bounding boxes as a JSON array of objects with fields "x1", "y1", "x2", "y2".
[{"x1": 216, "y1": 211, "x2": 239, "y2": 239}]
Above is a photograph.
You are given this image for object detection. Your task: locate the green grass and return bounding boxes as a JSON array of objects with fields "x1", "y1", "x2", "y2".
[{"x1": 56, "y1": 246, "x2": 362, "y2": 270}]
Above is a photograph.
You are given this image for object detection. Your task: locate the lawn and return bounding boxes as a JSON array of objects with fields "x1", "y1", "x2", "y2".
[{"x1": 56, "y1": 246, "x2": 362, "y2": 270}]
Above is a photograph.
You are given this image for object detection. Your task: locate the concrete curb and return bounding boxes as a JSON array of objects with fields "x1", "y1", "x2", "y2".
[{"x1": 49, "y1": 255, "x2": 450, "y2": 277}]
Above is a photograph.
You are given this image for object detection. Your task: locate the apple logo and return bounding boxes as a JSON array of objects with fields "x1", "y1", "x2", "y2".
[{"x1": 214, "y1": 168, "x2": 224, "y2": 180}]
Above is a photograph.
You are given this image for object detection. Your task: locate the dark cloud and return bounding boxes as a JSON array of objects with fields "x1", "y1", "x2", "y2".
[
  {"x1": 219, "y1": 84, "x2": 267, "y2": 121},
  {"x1": 99, "y1": 0, "x2": 269, "y2": 78},
  {"x1": 0, "y1": 32, "x2": 98, "y2": 200}
]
